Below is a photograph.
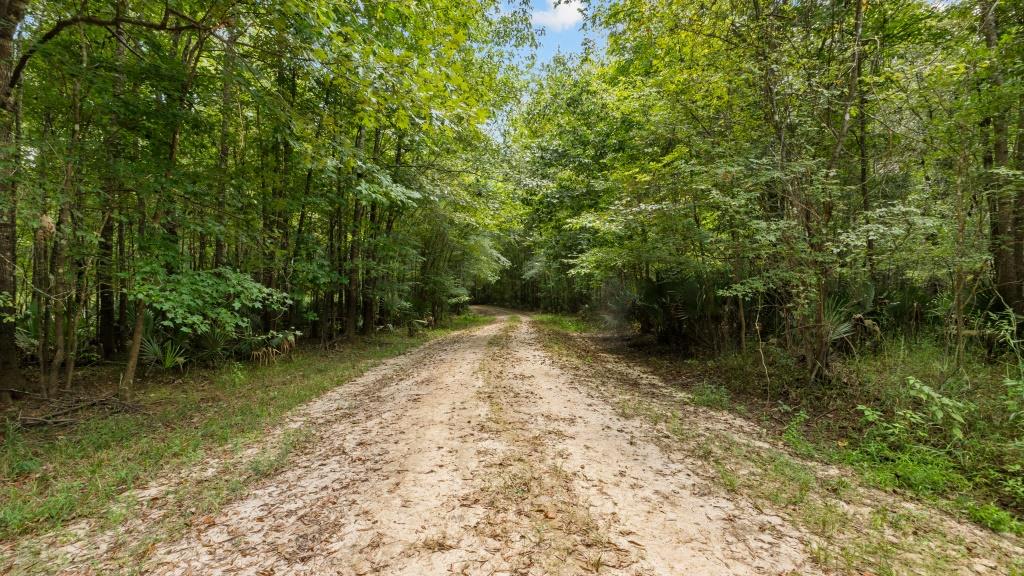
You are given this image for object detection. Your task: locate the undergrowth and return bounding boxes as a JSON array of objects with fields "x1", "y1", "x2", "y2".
[
  {"x1": 532, "y1": 314, "x2": 598, "y2": 334},
  {"x1": 706, "y1": 337, "x2": 1021, "y2": 535}
]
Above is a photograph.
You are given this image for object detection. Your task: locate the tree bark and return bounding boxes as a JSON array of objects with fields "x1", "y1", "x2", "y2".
[
  {"x1": 121, "y1": 298, "x2": 145, "y2": 402},
  {"x1": 47, "y1": 203, "x2": 70, "y2": 395},
  {"x1": 98, "y1": 211, "x2": 116, "y2": 358},
  {"x1": 97, "y1": 9, "x2": 124, "y2": 360},
  {"x1": 344, "y1": 126, "x2": 366, "y2": 338},
  {"x1": 0, "y1": 1, "x2": 29, "y2": 401},
  {"x1": 1014, "y1": 97, "x2": 1024, "y2": 315},
  {"x1": 981, "y1": 0, "x2": 1018, "y2": 310},
  {"x1": 214, "y1": 26, "x2": 235, "y2": 269}
]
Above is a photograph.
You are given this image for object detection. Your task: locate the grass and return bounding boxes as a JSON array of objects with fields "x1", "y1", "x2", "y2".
[
  {"x1": 0, "y1": 312, "x2": 491, "y2": 543},
  {"x1": 690, "y1": 382, "x2": 732, "y2": 410},
  {"x1": 613, "y1": 325, "x2": 1023, "y2": 534},
  {"x1": 532, "y1": 313, "x2": 597, "y2": 334}
]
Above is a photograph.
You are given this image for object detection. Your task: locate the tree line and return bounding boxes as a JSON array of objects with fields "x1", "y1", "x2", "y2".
[
  {"x1": 484, "y1": 0, "x2": 1024, "y2": 379},
  {"x1": 0, "y1": 0, "x2": 529, "y2": 402}
]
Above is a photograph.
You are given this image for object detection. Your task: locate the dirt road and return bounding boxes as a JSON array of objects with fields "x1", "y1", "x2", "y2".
[
  {"x1": 139, "y1": 310, "x2": 816, "y2": 575},
  {"x1": 11, "y1": 309, "x2": 1021, "y2": 575}
]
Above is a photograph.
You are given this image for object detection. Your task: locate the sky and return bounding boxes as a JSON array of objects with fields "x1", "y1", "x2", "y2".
[{"x1": 527, "y1": 0, "x2": 588, "y2": 63}]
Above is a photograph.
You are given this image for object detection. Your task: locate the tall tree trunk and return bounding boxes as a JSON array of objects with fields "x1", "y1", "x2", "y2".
[
  {"x1": 858, "y1": 13, "x2": 873, "y2": 286},
  {"x1": 31, "y1": 113, "x2": 53, "y2": 392},
  {"x1": 48, "y1": 202, "x2": 70, "y2": 395},
  {"x1": 1014, "y1": 98, "x2": 1024, "y2": 315},
  {"x1": 98, "y1": 211, "x2": 116, "y2": 358},
  {"x1": 96, "y1": 204, "x2": 116, "y2": 362},
  {"x1": 123, "y1": 28, "x2": 208, "y2": 399},
  {"x1": 345, "y1": 200, "x2": 363, "y2": 338},
  {"x1": 51, "y1": 36, "x2": 86, "y2": 392},
  {"x1": 359, "y1": 129, "x2": 389, "y2": 335},
  {"x1": 98, "y1": 8, "x2": 124, "y2": 360},
  {"x1": 116, "y1": 218, "x2": 127, "y2": 349},
  {"x1": 0, "y1": 1, "x2": 28, "y2": 401},
  {"x1": 121, "y1": 195, "x2": 147, "y2": 402},
  {"x1": 32, "y1": 217, "x2": 52, "y2": 391},
  {"x1": 121, "y1": 298, "x2": 145, "y2": 402},
  {"x1": 981, "y1": 0, "x2": 1017, "y2": 310},
  {"x1": 344, "y1": 127, "x2": 366, "y2": 338},
  {"x1": 63, "y1": 266, "x2": 90, "y2": 390},
  {"x1": 360, "y1": 203, "x2": 378, "y2": 336},
  {"x1": 214, "y1": 26, "x2": 235, "y2": 269}
]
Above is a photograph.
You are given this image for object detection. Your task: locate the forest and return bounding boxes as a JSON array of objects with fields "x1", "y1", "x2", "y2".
[
  {"x1": 0, "y1": 0, "x2": 529, "y2": 401},
  {"x1": 1, "y1": 0, "x2": 1024, "y2": 570}
]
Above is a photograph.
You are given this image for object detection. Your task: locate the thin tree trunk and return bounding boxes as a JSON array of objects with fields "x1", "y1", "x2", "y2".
[
  {"x1": 858, "y1": 10, "x2": 873, "y2": 285},
  {"x1": 344, "y1": 127, "x2": 366, "y2": 338},
  {"x1": 214, "y1": 26, "x2": 235, "y2": 269},
  {"x1": 345, "y1": 200, "x2": 363, "y2": 338},
  {"x1": 121, "y1": 298, "x2": 145, "y2": 402},
  {"x1": 1014, "y1": 97, "x2": 1024, "y2": 315},
  {"x1": 98, "y1": 10, "x2": 124, "y2": 360},
  {"x1": 32, "y1": 213, "x2": 52, "y2": 391},
  {"x1": 48, "y1": 203, "x2": 70, "y2": 395},
  {"x1": 98, "y1": 212, "x2": 116, "y2": 358},
  {"x1": 64, "y1": 271, "x2": 90, "y2": 389},
  {"x1": 31, "y1": 115, "x2": 52, "y2": 393},
  {"x1": 123, "y1": 28, "x2": 207, "y2": 399},
  {"x1": 116, "y1": 218, "x2": 127, "y2": 349}
]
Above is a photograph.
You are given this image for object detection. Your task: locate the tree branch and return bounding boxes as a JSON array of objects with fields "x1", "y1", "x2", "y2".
[{"x1": 3, "y1": 10, "x2": 216, "y2": 107}]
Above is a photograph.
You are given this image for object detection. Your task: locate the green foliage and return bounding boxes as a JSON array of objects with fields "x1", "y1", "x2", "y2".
[
  {"x1": 194, "y1": 328, "x2": 235, "y2": 366},
  {"x1": 532, "y1": 314, "x2": 594, "y2": 334},
  {"x1": 851, "y1": 441, "x2": 970, "y2": 496},
  {"x1": 140, "y1": 337, "x2": 188, "y2": 371},
  {"x1": 2, "y1": 0, "x2": 529, "y2": 397},
  {"x1": 964, "y1": 502, "x2": 1023, "y2": 535},
  {"x1": 690, "y1": 383, "x2": 732, "y2": 411},
  {"x1": 859, "y1": 377, "x2": 974, "y2": 447},
  {"x1": 136, "y1": 268, "x2": 290, "y2": 338},
  {"x1": 782, "y1": 411, "x2": 816, "y2": 457},
  {"x1": 1007, "y1": 377, "x2": 1024, "y2": 424}
]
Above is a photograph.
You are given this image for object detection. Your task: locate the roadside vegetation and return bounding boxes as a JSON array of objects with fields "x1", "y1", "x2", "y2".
[
  {"x1": 1, "y1": 0, "x2": 1023, "y2": 569},
  {"x1": 0, "y1": 1, "x2": 527, "y2": 403}
]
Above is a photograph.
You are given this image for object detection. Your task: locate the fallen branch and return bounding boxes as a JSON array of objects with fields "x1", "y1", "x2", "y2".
[
  {"x1": 17, "y1": 416, "x2": 79, "y2": 427},
  {"x1": 0, "y1": 388, "x2": 46, "y2": 399},
  {"x1": 19, "y1": 394, "x2": 119, "y2": 425}
]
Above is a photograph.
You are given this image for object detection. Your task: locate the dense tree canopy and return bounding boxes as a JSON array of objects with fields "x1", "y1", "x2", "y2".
[
  {"x1": 1, "y1": 0, "x2": 1022, "y2": 442},
  {"x1": 0, "y1": 0, "x2": 532, "y2": 399},
  {"x1": 485, "y1": 0, "x2": 1024, "y2": 376},
  {"x1": 467, "y1": 0, "x2": 1024, "y2": 523}
]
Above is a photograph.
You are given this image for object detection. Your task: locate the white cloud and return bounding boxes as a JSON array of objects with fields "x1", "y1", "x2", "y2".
[{"x1": 532, "y1": 0, "x2": 583, "y2": 32}]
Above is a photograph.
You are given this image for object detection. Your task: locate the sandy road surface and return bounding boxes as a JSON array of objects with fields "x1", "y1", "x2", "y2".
[
  {"x1": 7, "y1": 308, "x2": 1021, "y2": 575},
  {"x1": 128, "y1": 310, "x2": 812, "y2": 575}
]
